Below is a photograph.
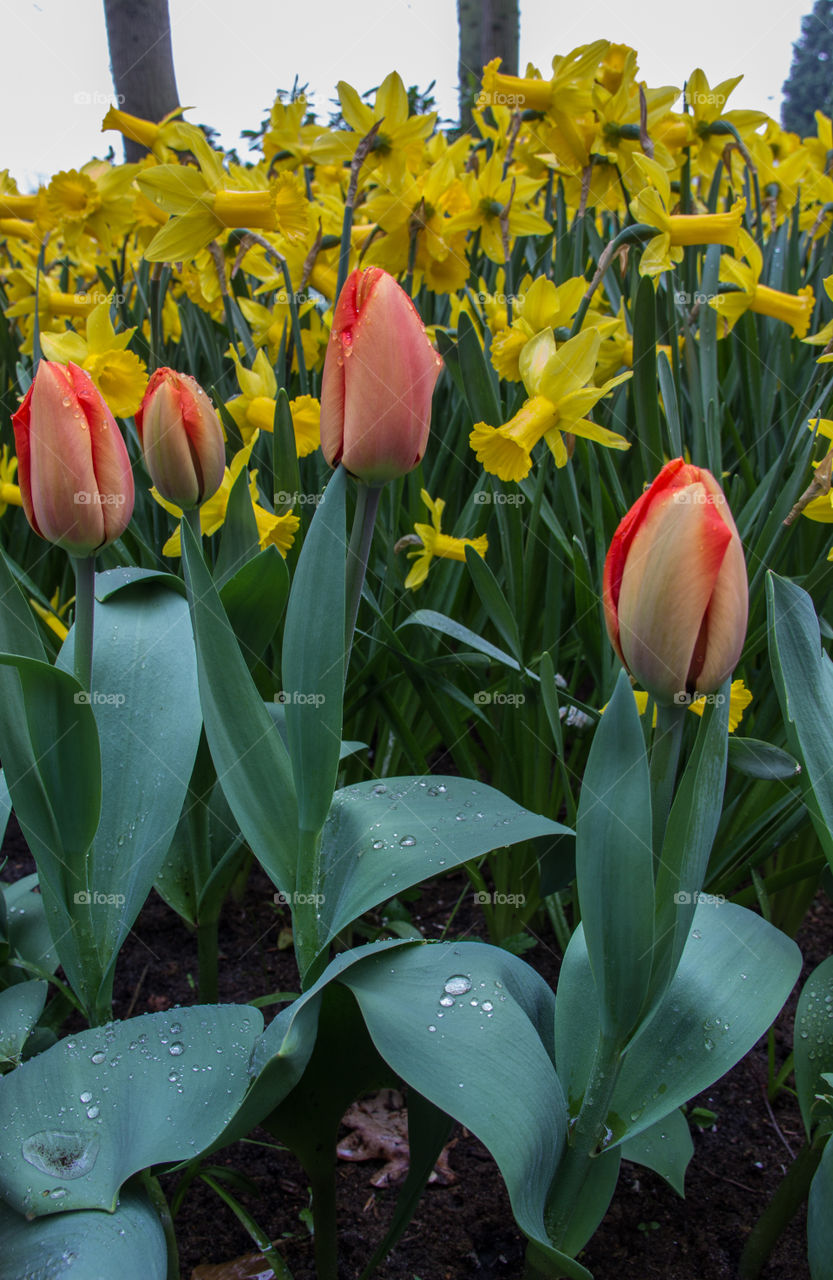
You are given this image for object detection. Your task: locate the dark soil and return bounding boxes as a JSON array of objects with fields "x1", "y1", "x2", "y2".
[{"x1": 2, "y1": 815, "x2": 827, "y2": 1280}]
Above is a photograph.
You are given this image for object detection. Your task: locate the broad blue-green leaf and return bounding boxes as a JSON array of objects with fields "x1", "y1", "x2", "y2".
[
  {"x1": 727, "y1": 736, "x2": 802, "y2": 781},
  {"x1": 651, "y1": 684, "x2": 729, "y2": 1002},
  {"x1": 219, "y1": 545, "x2": 289, "y2": 666},
  {"x1": 0, "y1": 980, "x2": 47, "y2": 1067},
  {"x1": 555, "y1": 901, "x2": 801, "y2": 1146},
  {"x1": 795, "y1": 957, "x2": 833, "y2": 1138},
  {"x1": 1, "y1": 874, "x2": 58, "y2": 980},
  {"x1": 316, "y1": 776, "x2": 571, "y2": 949},
  {"x1": 59, "y1": 577, "x2": 202, "y2": 1014},
  {"x1": 0, "y1": 1004, "x2": 262, "y2": 1217},
  {"x1": 0, "y1": 545, "x2": 47, "y2": 661},
  {"x1": 767, "y1": 572, "x2": 833, "y2": 866},
  {"x1": 0, "y1": 1188, "x2": 167, "y2": 1280},
  {"x1": 558, "y1": 1147, "x2": 621, "y2": 1257},
  {"x1": 808, "y1": 1136, "x2": 833, "y2": 1280},
  {"x1": 281, "y1": 464, "x2": 346, "y2": 835},
  {"x1": 576, "y1": 670, "x2": 654, "y2": 1041},
  {"x1": 181, "y1": 519, "x2": 298, "y2": 896},
  {"x1": 0, "y1": 770, "x2": 11, "y2": 848},
  {"x1": 621, "y1": 1107, "x2": 693, "y2": 1195},
  {"x1": 341, "y1": 940, "x2": 589, "y2": 1279},
  {"x1": 94, "y1": 566, "x2": 184, "y2": 601}
]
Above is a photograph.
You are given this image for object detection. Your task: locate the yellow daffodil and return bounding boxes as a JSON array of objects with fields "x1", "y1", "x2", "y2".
[
  {"x1": 489, "y1": 274, "x2": 591, "y2": 381},
  {"x1": 403, "y1": 490, "x2": 488, "y2": 589},
  {"x1": 40, "y1": 295, "x2": 148, "y2": 418},
  {"x1": 152, "y1": 432, "x2": 299, "y2": 556},
  {"x1": 311, "y1": 72, "x2": 436, "y2": 188},
  {"x1": 629, "y1": 154, "x2": 745, "y2": 278},
  {"x1": 102, "y1": 105, "x2": 206, "y2": 161},
  {"x1": 225, "y1": 350, "x2": 320, "y2": 455},
  {"x1": 44, "y1": 161, "x2": 137, "y2": 251},
  {"x1": 683, "y1": 69, "x2": 769, "y2": 180},
  {"x1": 803, "y1": 275, "x2": 833, "y2": 356},
  {"x1": 470, "y1": 327, "x2": 631, "y2": 481},
  {"x1": 29, "y1": 588, "x2": 74, "y2": 643},
  {"x1": 138, "y1": 131, "x2": 308, "y2": 262},
  {"x1": 0, "y1": 446, "x2": 22, "y2": 516},
  {"x1": 710, "y1": 228, "x2": 814, "y2": 338},
  {"x1": 480, "y1": 42, "x2": 609, "y2": 118},
  {"x1": 445, "y1": 152, "x2": 551, "y2": 264},
  {"x1": 630, "y1": 678, "x2": 752, "y2": 732}
]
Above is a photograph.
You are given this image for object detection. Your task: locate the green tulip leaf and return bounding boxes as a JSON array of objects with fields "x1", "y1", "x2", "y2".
[
  {"x1": 620, "y1": 1107, "x2": 693, "y2": 1196},
  {"x1": 576, "y1": 669, "x2": 654, "y2": 1042},
  {"x1": 767, "y1": 572, "x2": 833, "y2": 867},
  {"x1": 59, "y1": 578, "x2": 203, "y2": 1017},
  {"x1": 181, "y1": 518, "x2": 298, "y2": 898},
  {"x1": 281, "y1": 464, "x2": 347, "y2": 836},
  {"x1": 0, "y1": 979, "x2": 47, "y2": 1068},
  {"x1": 727, "y1": 736, "x2": 802, "y2": 781},
  {"x1": 316, "y1": 776, "x2": 572, "y2": 949},
  {"x1": 0, "y1": 1004, "x2": 262, "y2": 1217},
  {"x1": 555, "y1": 901, "x2": 801, "y2": 1147},
  {"x1": 1, "y1": 873, "x2": 59, "y2": 981},
  {"x1": 795, "y1": 956, "x2": 833, "y2": 1138},
  {"x1": 214, "y1": 463, "x2": 261, "y2": 589},
  {"x1": 94, "y1": 566, "x2": 185, "y2": 601},
  {"x1": 0, "y1": 1187, "x2": 167, "y2": 1280},
  {"x1": 808, "y1": 1134, "x2": 833, "y2": 1280},
  {"x1": 219, "y1": 545, "x2": 289, "y2": 667},
  {"x1": 340, "y1": 940, "x2": 589, "y2": 1279},
  {"x1": 0, "y1": 769, "x2": 11, "y2": 849}
]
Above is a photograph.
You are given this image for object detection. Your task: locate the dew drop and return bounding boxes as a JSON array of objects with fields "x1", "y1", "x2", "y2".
[
  {"x1": 444, "y1": 975, "x2": 472, "y2": 996},
  {"x1": 427, "y1": 1025, "x2": 437, "y2": 1033},
  {"x1": 399, "y1": 835, "x2": 416, "y2": 848},
  {"x1": 78, "y1": 1092, "x2": 92, "y2": 1105},
  {"x1": 439, "y1": 995, "x2": 454, "y2": 1008},
  {"x1": 90, "y1": 1051, "x2": 105, "y2": 1065},
  {"x1": 371, "y1": 839, "x2": 385, "y2": 850}
]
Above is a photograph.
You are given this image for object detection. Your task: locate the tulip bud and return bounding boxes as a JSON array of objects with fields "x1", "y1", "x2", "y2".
[
  {"x1": 11, "y1": 360, "x2": 134, "y2": 556},
  {"x1": 320, "y1": 268, "x2": 442, "y2": 485},
  {"x1": 136, "y1": 368, "x2": 226, "y2": 509},
  {"x1": 603, "y1": 458, "x2": 748, "y2": 705}
]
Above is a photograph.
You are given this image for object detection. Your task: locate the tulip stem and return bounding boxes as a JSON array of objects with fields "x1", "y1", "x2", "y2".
[
  {"x1": 71, "y1": 555, "x2": 96, "y2": 696},
  {"x1": 344, "y1": 481, "x2": 382, "y2": 671},
  {"x1": 183, "y1": 507, "x2": 203, "y2": 554},
  {"x1": 649, "y1": 703, "x2": 686, "y2": 856}
]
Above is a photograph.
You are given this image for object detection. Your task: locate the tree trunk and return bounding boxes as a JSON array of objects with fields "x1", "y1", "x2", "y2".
[
  {"x1": 103, "y1": 0, "x2": 181, "y2": 161},
  {"x1": 457, "y1": 0, "x2": 519, "y2": 131}
]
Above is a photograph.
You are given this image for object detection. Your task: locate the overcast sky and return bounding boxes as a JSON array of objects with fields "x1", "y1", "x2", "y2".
[{"x1": 3, "y1": 0, "x2": 814, "y2": 190}]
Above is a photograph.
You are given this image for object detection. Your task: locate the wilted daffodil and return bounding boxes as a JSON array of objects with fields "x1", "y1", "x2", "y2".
[
  {"x1": 40, "y1": 295, "x2": 148, "y2": 419},
  {"x1": 402, "y1": 490, "x2": 488, "y2": 589},
  {"x1": 470, "y1": 328, "x2": 631, "y2": 482},
  {"x1": 153, "y1": 432, "x2": 299, "y2": 557},
  {"x1": 710, "y1": 228, "x2": 815, "y2": 337},
  {"x1": 225, "y1": 349, "x2": 320, "y2": 455},
  {"x1": 629, "y1": 155, "x2": 745, "y2": 278}
]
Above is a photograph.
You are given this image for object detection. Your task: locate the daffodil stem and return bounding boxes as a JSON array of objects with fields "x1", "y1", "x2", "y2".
[
  {"x1": 345, "y1": 482, "x2": 382, "y2": 672},
  {"x1": 71, "y1": 555, "x2": 96, "y2": 696},
  {"x1": 650, "y1": 702, "x2": 687, "y2": 856},
  {"x1": 543, "y1": 1030, "x2": 624, "y2": 1248}
]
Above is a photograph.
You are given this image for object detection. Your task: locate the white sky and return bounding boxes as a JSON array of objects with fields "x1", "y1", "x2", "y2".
[{"x1": 2, "y1": 0, "x2": 814, "y2": 190}]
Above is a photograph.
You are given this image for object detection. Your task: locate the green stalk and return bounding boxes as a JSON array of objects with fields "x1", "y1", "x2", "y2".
[
  {"x1": 544, "y1": 1030, "x2": 624, "y2": 1247},
  {"x1": 308, "y1": 1154, "x2": 339, "y2": 1280},
  {"x1": 141, "y1": 1171, "x2": 180, "y2": 1280},
  {"x1": 183, "y1": 506, "x2": 203, "y2": 549},
  {"x1": 344, "y1": 482, "x2": 382, "y2": 669},
  {"x1": 294, "y1": 827, "x2": 324, "y2": 988},
  {"x1": 71, "y1": 555, "x2": 96, "y2": 695},
  {"x1": 739, "y1": 1138, "x2": 825, "y2": 1279},
  {"x1": 649, "y1": 702, "x2": 686, "y2": 857}
]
